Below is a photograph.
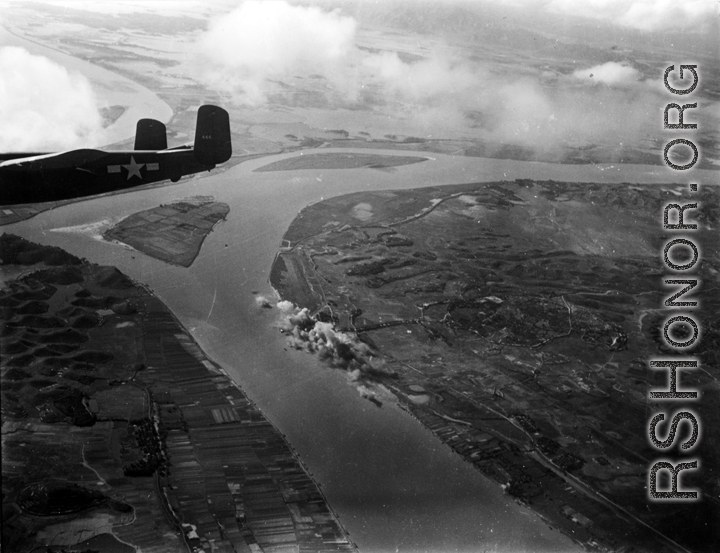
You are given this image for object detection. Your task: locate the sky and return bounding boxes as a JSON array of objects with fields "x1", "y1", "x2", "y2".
[
  {"x1": 543, "y1": 0, "x2": 718, "y2": 32},
  {"x1": 5, "y1": 0, "x2": 719, "y2": 32}
]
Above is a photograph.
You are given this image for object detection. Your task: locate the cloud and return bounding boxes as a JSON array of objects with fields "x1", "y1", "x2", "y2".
[
  {"x1": 545, "y1": 0, "x2": 719, "y2": 32},
  {"x1": 361, "y1": 51, "x2": 478, "y2": 102},
  {"x1": 0, "y1": 47, "x2": 104, "y2": 151},
  {"x1": 483, "y1": 70, "x2": 667, "y2": 154},
  {"x1": 197, "y1": 1, "x2": 480, "y2": 108},
  {"x1": 30, "y1": 0, "x2": 207, "y2": 16},
  {"x1": 195, "y1": 1, "x2": 716, "y2": 162},
  {"x1": 197, "y1": 0, "x2": 357, "y2": 104},
  {"x1": 571, "y1": 62, "x2": 642, "y2": 87}
]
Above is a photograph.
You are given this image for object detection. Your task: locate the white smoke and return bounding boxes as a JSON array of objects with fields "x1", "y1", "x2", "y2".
[
  {"x1": 571, "y1": 62, "x2": 642, "y2": 87},
  {"x1": 355, "y1": 383, "x2": 381, "y2": 404},
  {"x1": 277, "y1": 301, "x2": 389, "y2": 376},
  {"x1": 277, "y1": 300, "x2": 296, "y2": 313},
  {"x1": 0, "y1": 47, "x2": 105, "y2": 151},
  {"x1": 277, "y1": 300, "x2": 389, "y2": 404},
  {"x1": 279, "y1": 305, "x2": 315, "y2": 333}
]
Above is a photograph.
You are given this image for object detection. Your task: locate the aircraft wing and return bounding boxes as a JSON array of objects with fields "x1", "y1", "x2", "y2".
[{"x1": 0, "y1": 149, "x2": 110, "y2": 171}]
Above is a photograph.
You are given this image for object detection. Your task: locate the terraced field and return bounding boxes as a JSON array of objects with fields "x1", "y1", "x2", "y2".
[{"x1": 1, "y1": 234, "x2": 356, "y2": 553}]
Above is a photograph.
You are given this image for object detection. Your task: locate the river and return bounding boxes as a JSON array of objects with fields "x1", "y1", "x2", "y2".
[
  {"x1": 7, "y1": 149, "x2": 717, "y2": 553},
  {"x1": 5, "y1": 21, "x2": 717, "y2": 553}
]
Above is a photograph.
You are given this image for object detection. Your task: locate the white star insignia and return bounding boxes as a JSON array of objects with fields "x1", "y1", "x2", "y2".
[{"x1": 122, "y1": 156, "x2": 145, "y2": 180}]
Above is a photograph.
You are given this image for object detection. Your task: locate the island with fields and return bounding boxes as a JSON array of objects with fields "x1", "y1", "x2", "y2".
[
  {"x1": 255, "y1": 152, "x2": 428, "y2": 172},
  {"x1": 103, "y1": 197, "x2": 229, "y2": 267}
]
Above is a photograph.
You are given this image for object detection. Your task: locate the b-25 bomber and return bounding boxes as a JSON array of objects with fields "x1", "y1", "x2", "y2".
[{"x1": 0, "y1": 104, "x2": 231, "y2": 205}]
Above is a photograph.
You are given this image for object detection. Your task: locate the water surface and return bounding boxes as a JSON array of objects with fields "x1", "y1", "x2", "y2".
[{"x1": 8, "y1": 151, "x2": 710, "y2": 552}]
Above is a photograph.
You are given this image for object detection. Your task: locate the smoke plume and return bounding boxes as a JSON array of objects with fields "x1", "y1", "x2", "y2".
[
  {"x1": 0, "y1": 47, "x2": 105, "y2": 152},
  {"x1": 277, "y1": 300, "x2": 390, "y2": 404},
  {"x1": 277, "y1": 301, "x2": 389, "y2": 377},
  {"x1": 571, "y1": 62, "x2": 642, "y2": 87}
]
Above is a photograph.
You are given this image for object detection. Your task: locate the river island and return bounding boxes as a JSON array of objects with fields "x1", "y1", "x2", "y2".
[{"x1": 103, "y1": 197, "x2": 229, "y2": 268}]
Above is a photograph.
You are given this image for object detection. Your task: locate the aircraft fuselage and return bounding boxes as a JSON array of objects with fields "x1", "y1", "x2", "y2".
[
  {"x1": 0, "y1": 104, "x2": 232, "y2": 206},
  {"x1": 0, "y1": 148, "x2": 212, "y2": 205}
]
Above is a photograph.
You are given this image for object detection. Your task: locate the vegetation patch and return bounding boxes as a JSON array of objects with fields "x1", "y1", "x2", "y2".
[
  {"x1": 71, "y1": 313, "x2": 103, "y2": 329},
  {"x1": 0, "y1": 233, "x2": 82, "y2": 266},
  {"x1": 71, "y1": 350, "x2": 114, "y2": 364},
  {"x1": 8, "y1": 315, "x2": 66, "y2": 329},
  {"x1": 3, "y1": 368, "x2": 31, "y2": 381},
  {"x1": 30, "y1": 266, "x2": 84, "y2": 285},
  {"x1": 255, "y1": 152, "x2": 427, "y2": 172},
  {"x1": 3, "y1": 340, "x2": 33, "y2": 354},
  {"x1": 37, "y1": 329, "x2": 88, "y2": 344},
  {"x1": 123, "y1": 418, "x2": 166, "y2": 477},
  {"x1": 72, "y1": 296, "x2": 121, "y2": 309},
  {"x1": 92, "y1": 266, "x2": 135, "y2": 289},
  {"x1": 17, "y1": 480, "x2": 106, "y2": 516},
  {"x1": 15, "y1": 300, "x2": 49, "y2": 315}
]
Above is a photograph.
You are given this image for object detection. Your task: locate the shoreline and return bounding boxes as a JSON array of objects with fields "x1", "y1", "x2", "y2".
[
  {"x1": 391, "y1": 398, "x2": 588, "y2": 551},
  {"x1": 271, "y1": 277, "x2": 593, "y2": 551},
  {"x1": 6, "y1": 146, "x2": 718, "y2": 552},
  {"x1": 2, "y1": 10, "x2": 716, "y2": 548},
  {"x1": 267, "y1": 178, "x2": 718, "y2": 553},
  {"x1": 0, "y1": 235, "x2": 356, "y2": 552},
  {"x1": 269, "y1": 250, "x2": 590, "y2": 550},
  {"x1": 133, "y1": 278, "x2": 358, "y2": 551},
  {"x1": 102, "y1": 200, "x2": 230, "y2": 268}
]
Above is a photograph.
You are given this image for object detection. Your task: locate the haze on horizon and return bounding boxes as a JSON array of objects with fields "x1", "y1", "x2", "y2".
[{"x1": 1, "y1": 0, "x2": 718, "y2": 164}]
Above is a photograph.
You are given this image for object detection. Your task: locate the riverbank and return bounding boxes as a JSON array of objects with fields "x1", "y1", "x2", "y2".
[
  {"x1": 0, "y1": 234, "x2": 356, "y2": 552},
  {"x1": 4, "y1": 4, "x2": 718, "y2": 551},
  {"x1": 268, "y1": 178, "x2": 719, "y2": 553},
  {"x1": 10, "y1": 145, "x2": 718, "y2": 553}
]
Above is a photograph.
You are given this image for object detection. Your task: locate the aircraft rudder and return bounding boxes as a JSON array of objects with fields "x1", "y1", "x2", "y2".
[
  {"x1": 193, "y1": 105, "x2": 232, "y2": 166},
  {"x1": 134, "y1": 119, "x2": 168, "y2": 151}
]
